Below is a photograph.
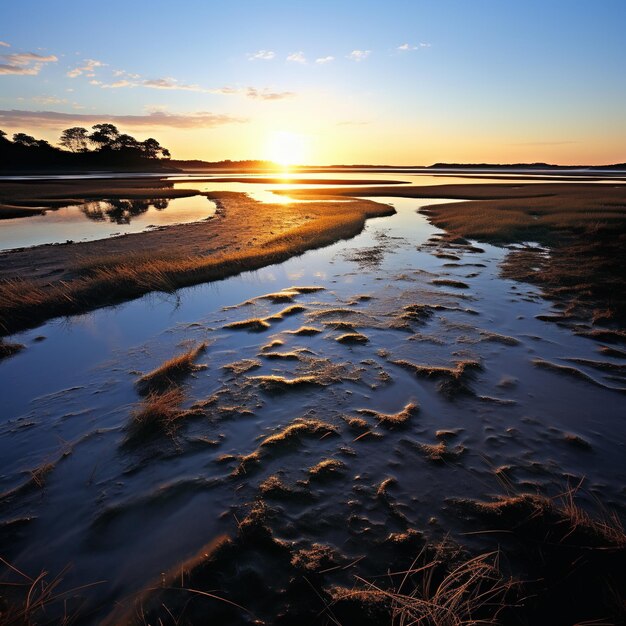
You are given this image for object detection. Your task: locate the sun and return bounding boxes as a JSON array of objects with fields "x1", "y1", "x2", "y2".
[{"x1": 265, "y1": 131, "x2": 309, "y2": 166}]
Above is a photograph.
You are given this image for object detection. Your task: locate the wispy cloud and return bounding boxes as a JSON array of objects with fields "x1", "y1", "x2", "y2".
[
  {"x1": 315, "y1": 56, "x2": 334, "y2": 64},
  {"x1": 246, "y1": 87, "x2": 295, "y2": 100},
  {"x1": 419, "y1": 42, "x2": 432, "y2": 48},
  {"x1": 347, "y1": 50, "x2": 370, "y2": 62},
  {"x1": 101, "y1": 80, "x2": 135, "y2": 89},
  {"x1": 247, "y1": 49, "x2": 275, "y2": 61},
  {"x1": 286, "y1": 51, "x2": 306, "y2": 64},
  {"x1": 67, "y1": 59, "x2": 105, "y2": 78},
  {"x1": 397, "y1": 43, "x2": 417, "y2": 51},
  {"x1": 0, "y1": 109, "x2": 247, "y2": 129},
  {"x1": 0, "y1": 41, "x2": 10, "y2": 48},
  {"x1": 143, "y1": 77, "x2": 206, "y2": 91},
  {"x1": 91, "y1": 75, "x2": 295, "y2": 100},
  {"x1": 0, "y1": 51, "x2": 58, "y2": 76}
]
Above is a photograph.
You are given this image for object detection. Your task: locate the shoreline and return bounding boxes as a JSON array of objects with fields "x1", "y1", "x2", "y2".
[{"x1": 1, "y1": 180, "x2": 625, "y2": 336}]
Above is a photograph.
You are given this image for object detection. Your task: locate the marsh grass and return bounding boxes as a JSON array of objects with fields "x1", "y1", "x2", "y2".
[
  {"x1": 0, "y1": 557, "x2": 103, "y2": 626},
  {"x1": 0, "y1": 194, "x2": 393, "y2": 335},
  {"x1": 329, "y1": 550, "x2": 514, "y2": 626},
  {"x1": 358, "y1": 401, "x2": 419, "y2": 427},
  {"x1": 135, "y1": 343, "x2": 207, "y2": 394},
  {"x1": 126, "y1": 388, "x2": 193, "y2": 442}
]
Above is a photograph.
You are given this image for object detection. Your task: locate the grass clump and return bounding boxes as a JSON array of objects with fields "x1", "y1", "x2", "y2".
[
  {"x1": 136, "y1": 342, "x2": 207, "y2": 394},
  {"x1": 125, "y1": 388, "x2": 194, "y2": 442},
  {"x1": 260, "y1": 418, "x2": 338, "y2": 448},
  {"x1": 224, "y1": 318, "x2": 271, "y2": 332},
  {"x1": 391, "y1": 359, "x2": 482, "y2": 398},
  {"x1": 357, "y1": 401, "x2": 419, "y2": 427},
  {"x1": 307, "y1": 458, "x2": 346, "y2": 479}
]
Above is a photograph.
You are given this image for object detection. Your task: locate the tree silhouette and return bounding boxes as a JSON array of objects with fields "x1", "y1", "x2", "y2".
[
  {"x1": 59, "y1": 127, "x2": 90, "y2": 153},
  {"x1": 12, "y1": 133, "x2": 39, "y2": 148},
  {"x1": 114, "y1": 133, "x2": 140, "y2": 151},
  {"x1": 1, "y1": 123, "x2": 172, "y2": 170},
  {"x1": 89, "y1": 123, "x2": 120, "y2": 149},
  {"x1": 140, "y1": 137, "x2": 169, "y2": 159}
]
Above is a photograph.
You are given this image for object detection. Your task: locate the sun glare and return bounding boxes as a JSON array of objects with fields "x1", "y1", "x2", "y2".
[{"x1": 265, "y1": 131, "x2": 309, "y2": 167}]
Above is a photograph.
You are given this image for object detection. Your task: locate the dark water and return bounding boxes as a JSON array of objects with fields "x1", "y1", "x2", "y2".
[{"x1": 0, "y1": 193, "x2": 625, "y2": 621}]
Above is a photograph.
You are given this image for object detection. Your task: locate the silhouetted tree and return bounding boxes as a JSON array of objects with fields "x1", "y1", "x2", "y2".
[
  {"x1": 12, "y1": 133, "x2": 39, "y2": 148},
  {"x1": 89, "y1": 123, "x2": 120, "y2": 149},
  {"x1": 59, "y1": 127, "x2": 90, "y2": 152},
  {"x1": 113, "y1": 133, "x2": 140, "y2": 151},
  {"x1": 141, "y1": 137, "x2": 169, "y2": 159}
]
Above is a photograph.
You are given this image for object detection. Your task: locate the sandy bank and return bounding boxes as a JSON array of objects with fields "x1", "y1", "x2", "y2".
[{"x1": 0, "y1": 190, "x2": 394, "y2": 335}]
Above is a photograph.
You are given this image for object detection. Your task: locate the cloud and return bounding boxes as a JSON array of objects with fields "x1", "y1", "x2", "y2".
[
  {"x1": 315, "y1": 56, "x2": 334, "y2": 64},
  {"x1": 0, "y1": 51, "x2": 58, "y2": 75},
  {"x1": 397, "y1": 43, "x2": 417, "y2": 51},
  {"x1": 142, "y1": 77, "x2": 207, "y2": 91},
  {"x1": 0, "y1": 109, "x2": 247, "y2": 129},
  {"x1": 0, "y1": 41, "x2": 10, "y2": 48},
  {"x1": 246, "y1": 87, "x2": 295, "y2": 100},
  {"x1": 247, "y1": 49, "x2": 275, "y2": 61},
  {"x1": 286, "y1": 51, "x2": 306, "y2": 64},
  {"x1": 419, "y1": 42, "x2": 432, "y2": 48},
  {"x1": 347, "y1": 50, "x2": 370, "y2": 62},
  {"x1": 67, "y1": 58, "x2": 105, "y2": 78},
  {"x1": 101, "y1": 80, "x2": 135, "y2": 89}
]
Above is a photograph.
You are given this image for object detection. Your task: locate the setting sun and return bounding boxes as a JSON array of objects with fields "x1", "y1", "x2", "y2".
[{"x1": 265, "y1": 131, "x2": 309, "y2": 166}]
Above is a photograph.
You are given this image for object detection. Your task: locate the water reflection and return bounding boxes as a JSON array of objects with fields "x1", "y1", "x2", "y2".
[
  {"x1": 0, "y1": 194, "x2": 217, "y2": 250},
  {"x1": 80, "y1": 198, "x2": 170, "y2": 224}
]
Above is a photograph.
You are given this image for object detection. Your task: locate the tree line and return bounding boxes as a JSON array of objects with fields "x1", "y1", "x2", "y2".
[{"x1": 0, "y1": 124, "x2": 172, "y2": 171}]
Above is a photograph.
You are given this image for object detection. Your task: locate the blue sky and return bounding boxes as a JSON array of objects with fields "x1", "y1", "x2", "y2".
[{"x1": 1, "y1": 0, "x2": 625, "y2": 164}]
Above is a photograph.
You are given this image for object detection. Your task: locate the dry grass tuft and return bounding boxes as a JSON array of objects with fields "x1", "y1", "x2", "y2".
[
  {"x1": 260, "y1": 418, "x2": 338, "y2": 448},
  {"x1": 285, "y1": 325, "x2": 323, "y2": 336},
  {"x1": 249, "y1": 374, "x2": 325, "y2": 393},
  {"x1": 358, "y1": 401, "x2": 419, "y2": 427},
  {"x1": 330, "y1": 550, "x2": 514, "y2": 626},
  {"x1": 224, "y1": 318, "x2": 271, "y2": 332},
  {"x1": 307, "y1": 458, "x2": 346, "y2": 479},
  {"x1": 0, "y1": 556, "x2": 103, "y2": 626},
  {"x1": 391, "y1": 359, "x2": 482, "y2": 398},
  {"x1": 136, "y1": 343, "x2": 207, "y2": 394},
  {"x1": 265, "y1": 304, "x2": 307, "y2": 321},
  {"x1": 126, "y1": 388, "x2": 193, "y2": 441}
]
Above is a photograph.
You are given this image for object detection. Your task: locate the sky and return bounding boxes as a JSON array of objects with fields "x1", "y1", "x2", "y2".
[{"x1": 1, "y1": 0, "x2": 625, "y2": 165}]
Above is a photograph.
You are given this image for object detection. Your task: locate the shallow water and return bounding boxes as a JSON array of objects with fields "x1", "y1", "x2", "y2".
[
  {"x1": 0, "y1": 195, "x2": 218, "y2": 251},
  {"x1": 1, "y1": 193, "x2": 624, "y2": 621},
  {"x1": 3, "y1": 169, "x2": 623, "y2": 251}
]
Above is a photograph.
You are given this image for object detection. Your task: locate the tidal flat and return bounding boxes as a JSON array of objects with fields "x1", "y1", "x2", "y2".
[{"x1": 0, "y1": 173, "x2": 625, "y2": 625}]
